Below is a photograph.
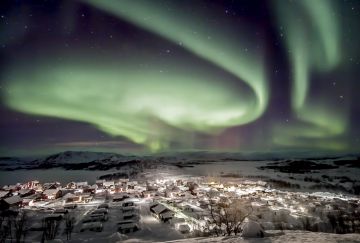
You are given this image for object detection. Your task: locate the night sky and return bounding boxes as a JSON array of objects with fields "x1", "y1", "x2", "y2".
[{"x1": 1, "y1": 0, "x2": 360, "y2": 157}]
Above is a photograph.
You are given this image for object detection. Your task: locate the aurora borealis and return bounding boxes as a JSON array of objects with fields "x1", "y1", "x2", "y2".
[{"x1": 0, "y1": 0, "x2": 359, "y2": 156}]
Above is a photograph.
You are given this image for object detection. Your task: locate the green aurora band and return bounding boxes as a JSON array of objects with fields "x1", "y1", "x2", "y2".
[
  {"x1": 273, "y1": 0, "x2": 348, "y2": 150},
  {"x1": 82, "y1": 0, "x2": 268, "y2": 118},
  {"x1": 2, "y1": 0, "x2": 268, "y2": 151},
  {"x1": 1, "y1": 0, "x2": 351, "y2": 152},
  {"x1": 4, "y1": 55, "x2": 258, "y2": 151}
]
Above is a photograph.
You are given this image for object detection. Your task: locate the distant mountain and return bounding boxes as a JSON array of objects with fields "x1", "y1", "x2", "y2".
[
  {"x1": 155, "y1": 150, "x2": 360, "y2": 162},
  {"x1": 31, "y1": 151, "x2": 138, "y2": 165},
  {"x1": 1, "y1": 150, "x2": 359, "y2": 168},
  {"x1": 0, "y1": 156, "x2": 26, "y2": 165}
]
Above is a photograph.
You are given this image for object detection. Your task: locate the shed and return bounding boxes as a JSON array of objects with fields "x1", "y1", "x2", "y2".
[{"x1": 0, "y1": 195, "x2": 22, "y2": 210}]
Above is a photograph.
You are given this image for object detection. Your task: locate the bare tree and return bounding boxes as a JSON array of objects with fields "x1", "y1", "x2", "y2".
[
  {"x1": 105, "y1": 190, "x2": 110, "y2": 202},
  {"x1": 273, "y1": 210, "x2": 289, "y2": 231},
  {"x1": 0, "y1": 215, "x2": 12, "y2": 243},
  {"x1": 205, "y1": 192, "x2": 253, "y2": 236},
  {"x1": 41, "y1": 217, "x2": 61, "y2": 242},
  {"x1": 65, "y1": 213, "x2": 75, "y2": 240},
  {"x1": 14, "y1": 211, "x2": 28, "y2": 243}
]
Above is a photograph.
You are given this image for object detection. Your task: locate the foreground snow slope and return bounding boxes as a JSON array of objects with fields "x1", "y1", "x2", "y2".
[{"x1": 149, "y1": 231, "x2": 360, "y2": 243}]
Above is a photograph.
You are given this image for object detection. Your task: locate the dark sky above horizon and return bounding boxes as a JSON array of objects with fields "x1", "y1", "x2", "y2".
[{"x1": 1, "y1": 0, "x2": 360, "y2": 156}]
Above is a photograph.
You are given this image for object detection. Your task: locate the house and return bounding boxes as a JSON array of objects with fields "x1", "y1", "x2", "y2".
[
  {"x1": 165, "y1": 187, "x2": 181, "y2": 198},
  {"x1": 66, "y1": 182, "x2": 77, "y2": 189},
  {"x1": 115, "y1": 185, "x2": 126, "y2": 193},
  {"x1": 43, "y1": 182, "x2": 61, "y2": 190},
  {"x1": 149, "y1": 202, "x2": 159, "y2": 210},
  {"x1": 25, "y1": 180, "x2": 40, "y2": 189},
  {"x1": 78, "y1": 193, "x2": 93, "y2": 203},
  {"x1": 159, "y1": 210, "x2": 174, "y2": 222},
  {"x1": 43, "y1": 189, "x2": 62, "y2": 199},
  {"x1": 63, "y1": 192, "x2": 92, "y2": 203},
  {"x1": 103, "y1": 181, "x2": 115, "y2": 189},
  {"x1": 142, "y1": 191, "x2": 156, "y2": 198},
  {"x1": 134, "y1": 185, "x2": 146, "y2": 192},
  {"x1": 0, "y1": 195, "x2": 22, "y2": 210},
  {"x1": 17, "y1": 189, "x2": 35, "y2": 198},
  {"x1": 118, "y1": 179, "x2": 130, "y2": 184},
  {"x1": 2, "y1": 184, "x2": 20, "y2": 192},
  {"x1": 83, "y1": 185, "x2": 97, "y2": 194},
  {"x1": 0, "y1": 190, "x2": 12, "y2": 199},
  {"x1": 113, "y1": 193, "x2": 130, "y2": 202},
  {"x1": 96, "y1": 180, "x2": 105, "y2": 187},
  {"x1": 117, "y1": 221, "x2": 139, "y2": 234},
  {"x1": 63, "y1": 193, "x2": 80, "y2": 203},
  {"x1": 22, "y1": 193, "x2": 41, "y2": 206},
  {"x1": 127, "y1": 181, "x2": 138, "y2": 187},
  {"x1": 146, "y1": 184, "x2": 158, "y2": 191},
  {"x1": 76, "y1": 182, "x2": 88, "y2": 188},
  {"x1": 150, "y1": 203, "x2": 172, "y2": 220}
]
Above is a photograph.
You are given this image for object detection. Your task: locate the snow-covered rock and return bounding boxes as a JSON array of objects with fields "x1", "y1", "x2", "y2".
[
  {"x1": 107, "y1": 232, "x2": 128, "y2": 242},
  {"x1": 241, "y1": 220, "x2": 265, "y2": 238},
  {"x1": 151, "y1": 230, "x2": 360, "y2": 243}
]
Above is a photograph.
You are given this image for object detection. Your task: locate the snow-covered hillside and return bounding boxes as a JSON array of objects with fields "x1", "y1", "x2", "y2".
[
  {"x1": 32, "y1": 151, "x2": 136, "y2": 164},
  {"x1": 150, "y1": 231, "x2": 360, "y2": 243},
  {"x1": 2, "y1": 150, "x2": 359, "y2": 165}
]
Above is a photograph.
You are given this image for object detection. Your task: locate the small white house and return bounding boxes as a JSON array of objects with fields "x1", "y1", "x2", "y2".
[
  {"x1": 103, "y1": 181, "x2": 115, "y2": 189},
  {"x1": 76, "y1": 182, "x2": 88, "y2": 188}
]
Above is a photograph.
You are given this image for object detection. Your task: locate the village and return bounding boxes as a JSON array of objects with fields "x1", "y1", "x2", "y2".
[{"x1": 1, "y1": 171, "x2": 360, "y2": 242}]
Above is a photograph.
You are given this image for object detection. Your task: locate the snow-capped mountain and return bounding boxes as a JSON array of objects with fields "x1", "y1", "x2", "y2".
[{"x1": 31, "y1": 151, "x2": 137, "y2": 165}]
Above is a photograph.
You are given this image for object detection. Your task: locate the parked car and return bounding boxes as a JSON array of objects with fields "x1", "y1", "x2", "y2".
[
  {"x1": 82, "y1": 214, "x2": 108, "y2": 223},
  {"x1": 117, "y1": 221, "x2": 139, "y2": 234},
  {"x1": 92, "y1": 208, "x2": 108, "y2": 215},
  {"x1": 113, "y1": 195, "x2": 129, "y2": 202},
  {"x1": 53, "y1": 209, "x2": 68, "y2": 215},
  {"x1": 38, "y1": 207, "x2": 54, "y2": 214},
  {"x1": 121, "y1": 206, "x2": 135, "y2": 214},
  {"x1": 80, "y1": 222, "x2": 103, "y2": 232},
  {"x1": 97, "y1": 203, "x2": 109, "y2": 209},
  {"x1": 122, "y1": 201, "x2": 134, "y2": 207},
  {"x1": 122, "y1": 211, "x2": 139, "y2": 220},
  {"x1": 64, "y1": 204, "x2": 77, "y2": 209},
  {"x1": 123, "y1": 214, "x2": 137, "y2": 220}
]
